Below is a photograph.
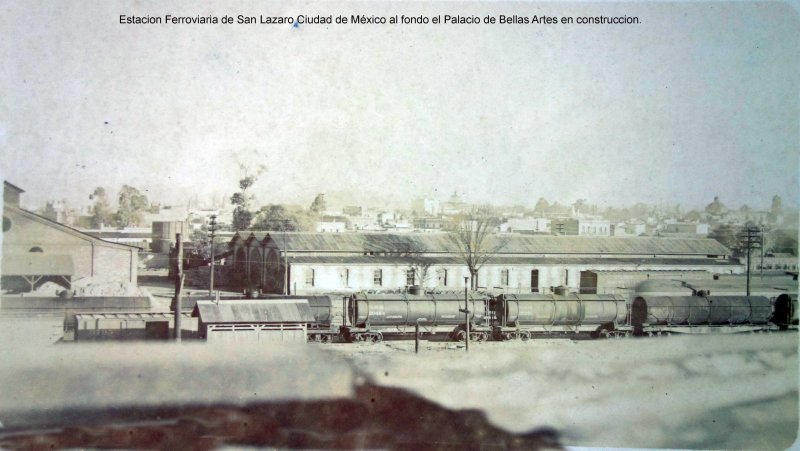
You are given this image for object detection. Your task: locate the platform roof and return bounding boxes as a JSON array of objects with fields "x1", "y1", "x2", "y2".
[
  {"x1": 2, "y1": 253, "x2": 74, "y2": 276},
  {"x1": 192, "y1": 299, "x2": 314, "y2": 324},
  {"x1": 286, "y1": 255, "x2": 738, "y2": 267},
  {"x1": 230, "y1": 232, "x2": 731, "y2": 256}
]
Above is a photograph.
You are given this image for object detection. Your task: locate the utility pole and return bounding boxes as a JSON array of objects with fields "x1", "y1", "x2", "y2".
[
  {"x1": 740, "y1": 225, "x2": 762, "y2": 297},
  {"x1": 459, "y1": 276, "x2": 470, "y2": 352},
  {"x1": 208, "y1": 215, "x2": 217, "y2": 296},
  {"x1": 283, "y1": 220, "x2": 289, "y2": 295},
  {"x1": 174, "y1": 233, "x2": 184, "y2": 342},
  {"x1": 759, "y1": 224, "x2": 766, "y2": 279}
]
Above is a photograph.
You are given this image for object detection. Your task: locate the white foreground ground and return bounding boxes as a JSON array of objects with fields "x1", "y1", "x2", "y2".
[
  {"x1": 324, "y1": 333, "x2": 799, "y2": 449},
  {"x1": 0, "y1": 312, "x2": 796, "y2": 449}
]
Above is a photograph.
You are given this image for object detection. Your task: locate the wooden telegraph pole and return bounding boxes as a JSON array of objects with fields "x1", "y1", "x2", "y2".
[
  {"x1": 740, "y1": 225, "x2": 762, "y2": 297},
  {"x1": 460, "y1": 276, "x2": 470, "y2": 352},
  {"x1": 208, "y1": 215, "x2": 217, "y2": 296},
  {"x1": 174, "y1": 233, "x2": 184, "y2": 342}
]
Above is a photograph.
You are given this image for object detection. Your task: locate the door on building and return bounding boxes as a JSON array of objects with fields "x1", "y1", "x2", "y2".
[
  {"x1": 530, "y1": 269, "x2": 539, "y2": 293},
  {"x1": 579, "y1": 271, "x2": 598, "y2": 294}
]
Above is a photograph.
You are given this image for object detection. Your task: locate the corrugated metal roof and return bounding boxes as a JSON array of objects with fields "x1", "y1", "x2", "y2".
[
  {"x1": 287, "y1": 255, "x2": 738, "y2": 266},
  {"x1": 2, "y1": 254, "x2": 74, "y2": 276},
  {"x1": 74, "y1": 312, "x2": 191, "y2": 320},
  {"x1": 233, "y1": 232, "x2": 730, "y2": 256},
  {"x1": 193, "y1": 299, "x2": 315, "y2": 324}
]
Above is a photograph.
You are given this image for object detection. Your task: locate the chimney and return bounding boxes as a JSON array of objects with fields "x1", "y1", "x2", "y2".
[{"x1": 3, "y1": 181, "x2": 24, "y2": 208}]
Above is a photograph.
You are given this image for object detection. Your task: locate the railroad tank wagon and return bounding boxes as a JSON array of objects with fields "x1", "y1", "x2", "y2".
[
  {"x1": 493, "y1": 293, "x2": 629, "y2": 339},
  {"x1": 630, "y1": 295, "x2": 774, "y2": 335},
  {"x1": 772, "y1": 293, "x2": 798, "y2": 330},
  {"x1": 342, "y1": 292, "x2": 489, "y2": 342}
]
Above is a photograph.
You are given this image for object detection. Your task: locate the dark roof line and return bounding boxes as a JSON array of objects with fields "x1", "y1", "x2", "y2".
[{"x1": 4, "y1": 204, "x2": 140, "y2": 250}]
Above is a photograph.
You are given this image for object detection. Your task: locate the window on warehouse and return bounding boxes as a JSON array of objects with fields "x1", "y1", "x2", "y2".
[
  {"x1": 406, "y1": 269, "x2": 415, "y2": 286},
  {"x1": 501, "y1": 269, "x2": 509, "y2": 286},
  {"x1": 530, "y1": 270, "x2": 539, "y2": 293},
  {"x1": 339, "y1": 268, "x2": 350, "y2": 287},
  {"x1": 373, "y1": 269, "x2": 383, "y2": 286},
  {"x1": 437, "y1": 269, "x2": 448, "y2": 287},
  {"x1": 305, "y1": 269, "x2": 315, "y2": 287}
]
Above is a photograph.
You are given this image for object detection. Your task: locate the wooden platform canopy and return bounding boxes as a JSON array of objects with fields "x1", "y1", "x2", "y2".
[{"x1": 2, "y1": 254, "x2": 74, "y2": 291}]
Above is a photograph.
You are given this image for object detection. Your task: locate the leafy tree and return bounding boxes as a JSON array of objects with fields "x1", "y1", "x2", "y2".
[
  {"x1": 572, "y1": 198, "x2": 588, "y2": 215},
  {"x1": 190, "y1": 226, "x2": 210, "y2": 259},
  {"x1": 310, "y1": 193, "x2": 327, "y2": 215},
  {"x1": 448, "y1": 205, "x2": 505, "y2": 290},
  {"x1": 115, "y1": 185, "x2": 149, "y2": 227},
  {"x1": 231, "y1": 175, "x2": 257, "y2": 231},
  {"x1": 767, "y1": 228, "x2": 798, "y2": 256},
  {"x1": 89, "y1": 187, "x2": 114, "y2": 228},
  {"x1": 396, "y1": 241, "x2": 433, "y2": 289},
  {"x1": 708, "y1": 224, "x2": 742, "y2": 255},
  {"x1": 251, "y1": 204, "x2": 314, "y2": 231},
  {"x1": 533, "y1": 197, "x2": 550, "y2": 213},
  {"x1": 683, "y1": 210, "x2": 702, "y2": 222}
]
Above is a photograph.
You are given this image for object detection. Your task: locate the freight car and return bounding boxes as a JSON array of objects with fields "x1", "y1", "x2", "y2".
[
  {"x1": 770, "y1": 293, "x2": 798, "y2": 330},
  {"x1": 259, "y1": 295, "x2": 339, "y2": 342},
  {"x1": 340, "y1": 292, "x2": 490, "y2": 342},
  {"x1": 336, "y1": 290, "x2": 795, "y2": 343},
  {"x1": 491, "y1": 293, "x2": 630, "y2": 339},
  {"x1": 629, "y1": 295, "x2": 776, "y2": 336}
]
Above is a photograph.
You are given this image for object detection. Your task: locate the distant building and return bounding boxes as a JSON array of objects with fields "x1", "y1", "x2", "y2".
[
  {"x1": 744, "y1": 253, "x2": 799, "y2": 273},
  {"x1": 151, "y1": 221, "x2": 190, "y2": 253},
  {"x1": 559, "y1": 218, "x2": 611, "y2": 236},
  {"x1": 502, "y1": 218, "x2": 550, "y2": 234},
  {"x1": 441, "y1": 192, "x2": 467, "y2": 215},
  {"x1": 316, "y1": 215, "x2": 347, "y2": 233},
  {"x1": 343, "y1": 206, "x2": 363, "y2": 217},
  {"x1": 611, "y1": 223, "x2": 646, "y2": 237},
  {"x1": 81, "y1": 227, "x2": 152, "y2": 250},
  {"x1": 412, "y1": 198, "x2": 441, "y2": 216},
  {"x1": 414, "y1": 217, "x2": 448, "y2": 231},
  {"x1": 660, "y1": 222, "x2": 710, "y2": 236}
]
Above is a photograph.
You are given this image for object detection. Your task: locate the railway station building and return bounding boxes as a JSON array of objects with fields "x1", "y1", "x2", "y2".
[
  {"x1": 2, "y1": 181, "x2": 139, "y2": 294},
  {"x1": 224, "y1": 232, "x2": 739, "y2": 296}
]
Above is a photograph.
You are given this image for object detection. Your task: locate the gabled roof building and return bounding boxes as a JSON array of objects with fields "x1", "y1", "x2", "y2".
[
  {"x1": 2, "y1": 181, "x2": 139, "y2": 294},
  {"x1": 225, "y1": 231, "x2": 739, "y2": 295}
]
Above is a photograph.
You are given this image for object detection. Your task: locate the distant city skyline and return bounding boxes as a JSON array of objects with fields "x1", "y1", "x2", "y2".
[{"x1": 1, "y1": 2, "x2": 798, "y2": 213}]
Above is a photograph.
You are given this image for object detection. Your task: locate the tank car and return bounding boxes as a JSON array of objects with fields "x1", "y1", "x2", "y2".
[
  {"x1": 771, "y1": 293, "x2": 798, "y2": 330},
  {"x1": 340, "y1": 292, "x2": 490, "y2": 342},
  {"x1": 629, "y1": 295, "x2": 775, "y2": 336},
  {"x1": 492, "y1": 293, "x2": 630, "y2": 339}
]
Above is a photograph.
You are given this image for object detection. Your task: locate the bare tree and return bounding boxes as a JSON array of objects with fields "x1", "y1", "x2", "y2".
[
  {"x1": 397, "y1": 240, "x2": 433, "y2": 290},
  {"x1": 448, "y1": 205, "x2": 505, "y2": 290}
]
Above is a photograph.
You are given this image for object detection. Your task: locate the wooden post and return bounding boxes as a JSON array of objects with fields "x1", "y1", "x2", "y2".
[
  {"x1": 174, "y1": 233, "x2": 183, "y2": 342},
  {"x1": 415, "y1": 320, "x2": 420, "y2": 354},
  {"x1": 463, "y1": 277, "x2": 470, "y2": 352}
]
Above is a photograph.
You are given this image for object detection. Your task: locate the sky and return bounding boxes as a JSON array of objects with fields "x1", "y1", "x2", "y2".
[{"x1": 1, "y1": 1, "x2": 798, "y2": 212}]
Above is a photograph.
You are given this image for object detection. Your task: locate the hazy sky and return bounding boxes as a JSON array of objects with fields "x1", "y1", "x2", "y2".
[{"x1": 1, "y1": 1, "x2": 798, "y2": 212}]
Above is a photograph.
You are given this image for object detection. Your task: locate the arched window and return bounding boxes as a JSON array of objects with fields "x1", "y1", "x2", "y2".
[{"x1": 29, "y1": 247, "x2": 43, "y2": 253}]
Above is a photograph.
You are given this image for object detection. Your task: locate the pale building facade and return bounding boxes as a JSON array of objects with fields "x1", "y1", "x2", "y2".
[{"x1": 225, "y1": 232, "x2": 738, "y2": 295}]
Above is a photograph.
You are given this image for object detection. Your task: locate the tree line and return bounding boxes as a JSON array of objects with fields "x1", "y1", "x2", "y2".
[
  {"x1": 89, "y1": 185, "x2": 153, "y2": 228},
  {"x1": 229, "y1": 173, "x2": 326, "y2": 232}
]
